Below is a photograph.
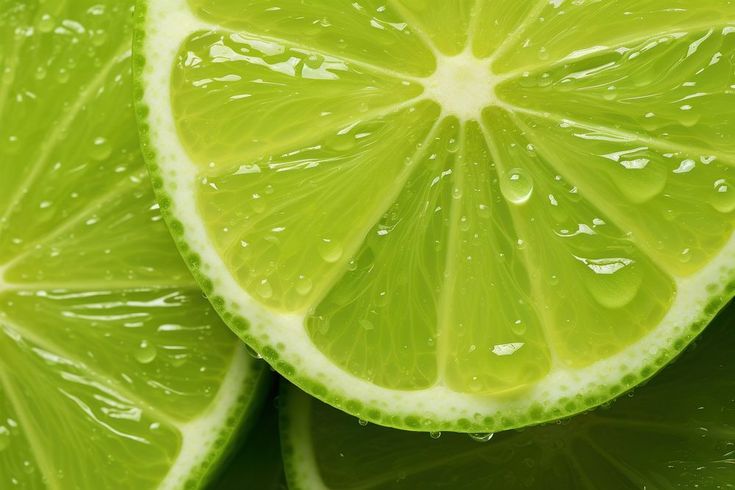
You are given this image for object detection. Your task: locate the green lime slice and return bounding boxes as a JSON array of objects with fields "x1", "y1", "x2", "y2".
[
  {"x1": 136, "y1": 0, "x2": 735, "y2": 431},
  {"x1": 281, "y1": 305, "x2": 735, "y2": 489},
  {"x1": 0, "y1": 1, "x2": 269, "y2": 487}
]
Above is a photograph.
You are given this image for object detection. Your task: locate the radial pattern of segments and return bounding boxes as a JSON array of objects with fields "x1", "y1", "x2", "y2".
[
  {"x1": 0, "y1": 1, "x2": 262, "y2": 487},
  {"x1": 171, "y1": 0, "x2": 735, "y2": 396}
]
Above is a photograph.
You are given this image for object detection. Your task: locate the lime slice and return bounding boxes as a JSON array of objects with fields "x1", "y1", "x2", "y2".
[
  {"x1": 281, "y1": 306, "x2": 735, "y2": 489},
  {"x1": 136, "y1": 0, "x2": 735, "y2": 431},
  {"x1": 0, "y1": 1, "x2": 268, "y2": 487},
  {"x1": 214, "y1": 392, "x2": 287, "y2": 490}
]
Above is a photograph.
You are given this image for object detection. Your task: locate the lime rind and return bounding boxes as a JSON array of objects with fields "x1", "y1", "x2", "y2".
[
  {"x1": 135, "y1": 0, "x2": 735, "y2": 432},
  {"x1": 0, "y1": 0, "x2": 271, "y2": 486}
]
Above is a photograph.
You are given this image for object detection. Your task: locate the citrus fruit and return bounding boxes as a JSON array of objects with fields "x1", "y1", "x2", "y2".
[
  {"x1": 214, "y1": 390, "x2": 287, "y2": 490},
  {"x1": 0, "y1": 1, "x2": 268, "y2": 487},
  {"x1": 136, "y1": 0, "x2": 735, "y2": 431},
  {"x1": 281, "y1": 305, "x2": 735, "y2": 489}
]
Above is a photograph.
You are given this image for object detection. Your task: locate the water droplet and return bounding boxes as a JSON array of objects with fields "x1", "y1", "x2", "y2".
[
  {"x1": 319, "y1": 239, "x2": 343, "y2": 263},
  {"x1": 251, "y1": 193, "x2": 266, "y2": 213},
  {"x1": 256, "y1": 278, "x2": 273, "y2": 299},
  {"x1": 0, "y1": 426, "x2": 10, "y2": 451},
  {"x1": 295, "y1": 275, "x2": 313, "y2": 295},
  {"x1": 358, "y1": 418, "x2": 368, "y2": 426},
  {"x1": 90, "y1": 137, "x2": 112, "y2": 161},
  {"x1": 459, "y1": 215, "x2": 470, "y2": 231},
  {"x1": 611, "y1": 159, "x2": 666, "y2": 203},
  {"x1": 446, "y1": 136, "x2": 459, "y2": 153},
  {"x1": 500, "y1": 168, "x2": 533, "y2": 205},
  {"x1": 326, "y1": 131, "x2": 357, "y2": 151},
  {"x1": 245, "y1": 344, "x2": 262, "y2": 359},
  {"x1": 452, "y1": 187, "x2": 463, "y2": 200},
  {"x1": 511, "y1": 319, "x2": 526, "y2": 335},
  {"x1": 346, "y1": 259, "x2": 358, "y2": 271},
  {"x1": 581, "y1": 257, "x2": 642, "y2": 309},
  {"x1": 711, "y1": 179, "x2": 735, "y2": 213},
  {"x1": 34, "y1": 66, "x2": 47, "y2": 80},
  {"x1": 56, "y1": 67, "x2": 70, "y2": 84},
  {"x1": 91, "y1": 29, "x2": 108, "y2": 47},
  {"x1": 37, "y1": 14, "x2": 55, "y2": 33},
  {"x1": 134, "y1": 340, "x2": 157, "y2": 364},
  {"x1": 429, "y1": 431, "x2": 442, "y2": 439},
  {"x1": 477, "y1": 203, "x2": 490, "y2": 218},
  {"x1": 468, "y1": 432, "x2": 494, "y2": 443},
  {"x1": 359, "y1": 319, "x2": 374, "y2": 330}
]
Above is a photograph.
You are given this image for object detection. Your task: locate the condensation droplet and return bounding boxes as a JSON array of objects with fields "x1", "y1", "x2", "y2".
[
  {"x1": 357, "y1": 418, "x2": 368, "y2": 426},
  {"x1": 256, "y1": 278, "x2": 273, "y2": 299},
  {"x1": 90, "y1": 136, "x2": 112, "y2": 161},
  {"x1": 251, "y1": 193, "x2": 266, "y2": 213},
  {"x1": 56, "y1": 67, "x2": 70, "y2": 84},
  {"x1": 134, "y1": 340, "x2": 157, "y2": 364},
  {"x1": 37, "y1": 14, "x2": 55, "y2": 33},
  {"x1": 500, "y1": 168, "x2": 533, "y2": 205},
  {"x1": 319, "y1": 239, "x2": 343, "y2": 263},
  {"x1": 245, "y1": 345, "x2": 262, "y2": 359},
  {"x1": 511, "y1": 319, "x2": 526, "y2": 335},
  {"x1": 711, "y1": 179, "x2": 735, "y2": 213},
  {"x1": 468, "y1": 432, "x2": 494, "y2": 443},
  {"x1": 582, "y1": 258, "x2": 642, "y2": 309},
  {"x1": 429, "y1": 431, "x2": 442, "y2": 439},
  {"x1": 295, "y1": 275, "x2": 313, "y2": 295},
  {"x1": 0, "y1": 426, "x2": 10, "y2": 451}
]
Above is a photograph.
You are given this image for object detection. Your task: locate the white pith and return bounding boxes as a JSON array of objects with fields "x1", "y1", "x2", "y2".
[
  {"x1": 161, "y1": 346, "x2": 256, "y2": 489},
  {"x1": 0, "y1": 4, "x2": 265, "y2": 486},
  {"x1": 281, "y1": 389, "x2": 329, "y2": 490},
  {"x1": 141, "y1": 0, "x2": 735, "y2": 427}
]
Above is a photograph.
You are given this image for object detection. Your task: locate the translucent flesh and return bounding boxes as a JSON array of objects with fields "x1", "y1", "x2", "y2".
[
  {"x1": 282, "y1": 306, "x2": 735, "y2": 489},
  {"x1": 170, "y1": 0, "x2": 735, "y2": 393},
  {"x1": 0, "y1": 1, "x2": 258, "y2": 487}
]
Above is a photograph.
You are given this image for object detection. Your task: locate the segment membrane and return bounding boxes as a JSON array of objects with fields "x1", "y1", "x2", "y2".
[
  {"x1": 172, "y1": 30, "x2": 424, "y2": 172},
  {"x1": 491, "y1": 0, "x2": 735, "y2": 75},
  {"x1": 497, "y1": 26, "x2": 735, "y2": 159},
  {"x1": 172, "y1": 0, "x2": 731, "y2": 393},
  {"x1": 186, "y1": 0, "x2": 436, "y2": 76},
  {"x1": 441, "y1": 122, "x2": 550, "y2": 393},
  {"x1": 197, "y1": 102, "x2": 440, "y2": 312},
  {"x1": 1, "y1": 287, "x2": 235, "y2": 418},
  {"x1": 483, "y1": 109, "x2": 676, "y2": 366},
  {"x1": 305, "y1": 119, "x2": 456, "y2": 390},
  {"x1": 0, "y1": 327, "x2": 180, "y2": 489}
]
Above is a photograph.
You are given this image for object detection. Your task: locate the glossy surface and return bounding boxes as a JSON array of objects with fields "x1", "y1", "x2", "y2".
[
  {"x1": 0, "y1": 1, "x2": 265, "y2": 487},
  {"x1": 282, "y1": 304, "x2": 735, "y2": 489},
  {"x1": 169, "y1": 1, "x2": 735, "y2": 394}
]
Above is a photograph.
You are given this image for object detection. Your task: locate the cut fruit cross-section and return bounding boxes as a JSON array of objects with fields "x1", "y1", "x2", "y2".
[
  {"x1": 136, "y1": 0, "x2": 735, "y2": 432},
  {"x1": 280, "y1": 304, "x2": 735, "y2": 489},
  {"x1": 0, "y1": 1, "x2": 269, "y2": 488}
]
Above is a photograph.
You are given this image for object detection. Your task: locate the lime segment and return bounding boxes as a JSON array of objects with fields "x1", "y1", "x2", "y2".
[{"x1": 281, "y1": 306, "x2": 735, "y2": 489}]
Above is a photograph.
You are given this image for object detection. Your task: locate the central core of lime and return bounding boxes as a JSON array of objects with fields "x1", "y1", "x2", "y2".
[{"x1": 424, "y1": 53, "x2": 497, "y2": 120}]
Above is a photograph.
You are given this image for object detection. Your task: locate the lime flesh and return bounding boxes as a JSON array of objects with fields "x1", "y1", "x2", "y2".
[
  {"x1": 0, "y1": 1, "x2": 268, "y2": 487},
  {"x1": 281, "y1": 305, "x2": 735, "y2": 489},
  {"x1": 137, "y1": 0, "x2": 735, "y2": 431}
]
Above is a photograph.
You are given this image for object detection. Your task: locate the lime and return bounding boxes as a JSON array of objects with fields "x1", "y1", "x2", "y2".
[
  {"x1": 0, "y1": 1, "x2": 268, "y2": 487},
  {"x1": 213, "y1": 389, "x2": 287, "y2": 490},
  {"x1": 136, "y1": 0, "x2": 735, "y2": 431},
  {"x1": 281, "y1": 305, "x2": 735, "y2": 489}
]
